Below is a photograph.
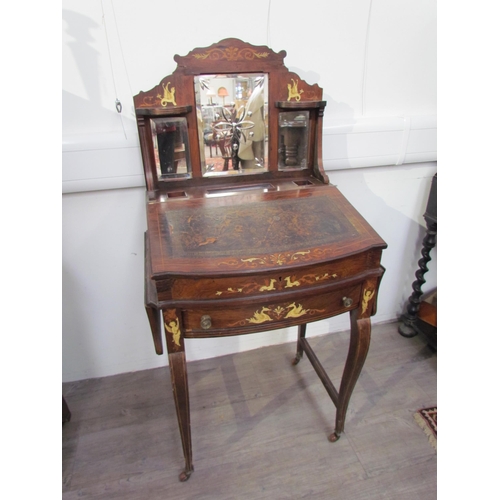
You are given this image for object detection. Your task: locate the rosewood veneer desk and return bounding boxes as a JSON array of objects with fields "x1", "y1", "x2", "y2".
[{"x1": 135, "y1": 39, "x2": 387, "y2": 481}]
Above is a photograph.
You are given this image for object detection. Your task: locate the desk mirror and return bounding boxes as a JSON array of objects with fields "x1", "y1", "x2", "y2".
[
  {"x1": 195, "y1": 74, "x2": 268, "y2": 176},
  {"x1": 151, "y1": 117, "x2": 191, "y2": 179},
  {"x1": 134, "y1": 38, "x2": 328, "y2": 196}
]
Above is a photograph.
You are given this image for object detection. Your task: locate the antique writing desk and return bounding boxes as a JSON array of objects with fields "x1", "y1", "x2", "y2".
[{"x1": 135, "y1": 39, "x2": 387, "y2": 481}]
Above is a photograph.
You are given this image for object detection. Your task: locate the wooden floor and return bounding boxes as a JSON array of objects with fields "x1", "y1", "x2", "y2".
[{"x1": 62, "y1": 321, "x2": 437, "y2": 499}]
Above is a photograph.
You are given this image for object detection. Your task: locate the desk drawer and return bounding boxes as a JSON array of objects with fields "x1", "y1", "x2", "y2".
[
  {"x1": 182, "y1": 284, "x2": 361, "y2": 336},
  {"x1": 169, "y1": 253, "x2": 368, "y2": 302}
]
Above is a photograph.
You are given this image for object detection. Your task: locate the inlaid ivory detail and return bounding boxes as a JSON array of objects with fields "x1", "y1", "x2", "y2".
[
  {"x1": 215, "y1": 272, "x2": 338, "y2": 296},
  {"x1": 361, "y1": 289, "x2": 375, "y2": 315},
  {"x1": 164, "y1": 317, "x2": 181, "y2": 347},
  {"x1": 229, "y1": 302, "x2": 326, "y2": 327}
]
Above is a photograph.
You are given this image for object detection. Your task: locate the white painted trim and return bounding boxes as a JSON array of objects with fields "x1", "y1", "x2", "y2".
[{"x1": 62, "y1": 114, "x2": 436, "y2": 194}]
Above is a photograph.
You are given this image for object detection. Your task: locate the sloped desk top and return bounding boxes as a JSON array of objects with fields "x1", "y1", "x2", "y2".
[{"x1": 147, "y1": 181, "x2": 385, "y2": 277}]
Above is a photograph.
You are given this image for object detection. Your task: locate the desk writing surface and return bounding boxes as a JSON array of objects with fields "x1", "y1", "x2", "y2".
[{"x1": 146, "y1": 183, "x2": 386, "y2": 277}]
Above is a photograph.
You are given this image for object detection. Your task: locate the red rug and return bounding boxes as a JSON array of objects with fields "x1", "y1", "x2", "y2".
[{"x1": 414, "y1": 407, "x2": 437, "y2": 450}]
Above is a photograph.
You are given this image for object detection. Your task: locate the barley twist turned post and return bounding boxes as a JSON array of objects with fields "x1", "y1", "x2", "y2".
[{"x1": 399, "y1": 174, "x2": 437, "y2": 338}]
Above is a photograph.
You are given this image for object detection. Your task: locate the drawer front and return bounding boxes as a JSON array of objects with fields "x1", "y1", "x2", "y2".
[
  {"x1": 170, "y1": 253, "x2": 368, "y2": 302},
  {"x1": 182, "y1": 284, "x2": 362, "y2": 336}
]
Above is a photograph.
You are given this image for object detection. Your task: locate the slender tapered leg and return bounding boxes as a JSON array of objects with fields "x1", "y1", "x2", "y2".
[
  {"x1": 162, "y1": 309, "x2": 193, "y2": 481},
  {"x1": 168, "y1": 351, "x2": 193, "y2": 481},
  {"x1": 292, "y1": 323, "x2": 307, "y2": 365},
  {"x1": 329, "y1": 308, "x2": 371, "y2": 442}
]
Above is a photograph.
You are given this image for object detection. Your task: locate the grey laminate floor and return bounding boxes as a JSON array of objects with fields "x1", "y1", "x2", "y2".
[{"x1": 62, "y1": 321, "x2": 437, "y2": 499}]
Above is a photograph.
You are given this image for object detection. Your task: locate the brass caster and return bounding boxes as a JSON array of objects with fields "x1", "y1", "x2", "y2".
[
  {"x1": 292, "y1": 353, "x2": 302, "y2": 366},
  {"x1": 328, "y1": 432, "x2": 341, "y2": 443},
  {"x1": 179, "y1": 469, "x2": 193, "y2": 482}
]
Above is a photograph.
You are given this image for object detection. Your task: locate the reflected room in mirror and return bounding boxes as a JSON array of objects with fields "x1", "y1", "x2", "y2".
[
  {"x1": 151, "y1": 117, "x2": 191, "y2": 179},
  {"x1": 194, "y1": 74, "x2": 268, "y2": 177},
  {"x1": 278, "y1": 111, "x2": 310, "y2": 170}
]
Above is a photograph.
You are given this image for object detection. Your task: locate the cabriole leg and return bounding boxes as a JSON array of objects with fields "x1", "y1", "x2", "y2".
[{"x1": 329, "y1": 308, "x2": 371, "y2": 442}]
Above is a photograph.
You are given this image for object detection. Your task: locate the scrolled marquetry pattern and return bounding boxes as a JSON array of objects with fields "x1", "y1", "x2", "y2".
[{"x1": 192, "y1": 47, "x2": 270, "y2": 61}]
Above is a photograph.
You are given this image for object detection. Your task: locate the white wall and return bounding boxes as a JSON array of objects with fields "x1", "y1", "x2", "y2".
[{"x1": 62, "y1": 0, "x2": 437, "y2": 382}]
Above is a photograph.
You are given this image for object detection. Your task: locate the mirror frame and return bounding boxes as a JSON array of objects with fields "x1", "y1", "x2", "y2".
[{"x1": 134, "y1": 38, "x2": 327, "y2": 196}]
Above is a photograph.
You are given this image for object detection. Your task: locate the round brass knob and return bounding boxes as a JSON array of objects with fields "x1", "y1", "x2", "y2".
[
  {"x1": 200, "y1": 315, "x2": 212, "y2": 330},
  {"x1": 342, "y1": 297, "x2": 353, "y2": 308}
]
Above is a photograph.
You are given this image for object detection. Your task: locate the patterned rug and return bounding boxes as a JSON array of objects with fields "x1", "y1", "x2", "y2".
[{"x1": 414, "y1": 407, "x2": 437, "y2": 450}]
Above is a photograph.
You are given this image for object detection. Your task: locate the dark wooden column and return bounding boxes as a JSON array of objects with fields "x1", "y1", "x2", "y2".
[{"x1": 399, "y1": 174, "x2": 437, "y2": 339}]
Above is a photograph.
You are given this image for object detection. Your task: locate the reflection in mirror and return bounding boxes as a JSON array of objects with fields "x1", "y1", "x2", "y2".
[
  {"x1": 151, "y1": 117, "x2": 191, "y2": 179},
  {"x1": 278, "y1": 111, "x2": 310, "y2": 170},
  {"x1": 195, "y1": 74, "x2": 268, "y2": 177}
]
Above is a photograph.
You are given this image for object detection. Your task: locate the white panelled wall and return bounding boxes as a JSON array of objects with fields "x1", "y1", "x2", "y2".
[{"x1": 62, "y1": 0, "x2": 437, "y2": 382}]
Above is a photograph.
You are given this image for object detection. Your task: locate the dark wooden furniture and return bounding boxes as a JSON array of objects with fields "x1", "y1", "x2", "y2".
[
  {"x1": 135, "y1": 39, "x2": 387, "y2": 481},
  {"x1": 62, "y1": 396, "x2": 71, "y2": 424},
  {"x1": 399, "y1": 173, "x2": 437, "y2": 348}
]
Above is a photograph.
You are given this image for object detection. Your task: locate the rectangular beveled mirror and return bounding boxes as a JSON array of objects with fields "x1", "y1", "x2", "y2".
[
  {"x1": 151, "y1": 117, "x2": 191, "y2": 179},
  {"x1": 278, "y1": 111, "x2": 310, "y2": 170},
  {"x1": 194, "y1": 73, "x2": 268, "y2": 177}
]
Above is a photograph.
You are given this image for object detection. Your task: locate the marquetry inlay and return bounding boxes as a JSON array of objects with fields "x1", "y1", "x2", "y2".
[
  {"x1": 157, "y1": 82, "x2": 176, "y2": 107},
  {"x1": 287, "y1": 78, "x2": 303, "y2": 101},
  {"x1": 192, "y1": 47, "x2": 269, "y2": 61},
  {"x1": 164, "y1": 196, "x2": 356, "y2": 262},
  {"x1": 361, "y1": 289, "x2": 375, "y2": 315},
  {"x1": 164, "y1": 317, "x2": 181, "y2": 347},
  {"x1": 228, "y1": 303, "x2": 326, "y2": 327},
  {"x1": 214, "y1": 272, "x2": 338, "y2": 296}
]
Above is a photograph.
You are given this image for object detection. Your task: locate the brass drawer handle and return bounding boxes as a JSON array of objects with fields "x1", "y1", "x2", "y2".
[
  {"x1": 342, "y1": 297, "x2": 353, "y2": 308},
  {"x1": 200, "y1": 315, "x2": 212, "y2": 330}
]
